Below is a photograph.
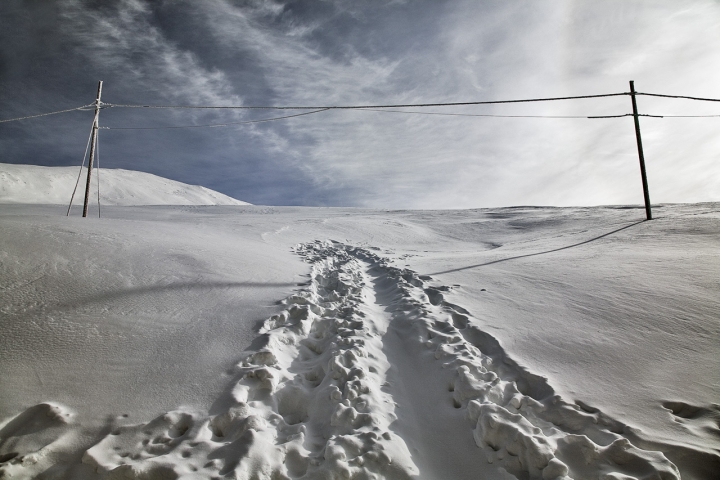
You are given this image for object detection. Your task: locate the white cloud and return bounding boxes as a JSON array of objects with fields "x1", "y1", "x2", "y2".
[
  {"x1": 51, "y1": 0, "x2": 720, "y2": 207},
  {"x1": 60, "y1": 0, "x2": 241, "y2": 108}
]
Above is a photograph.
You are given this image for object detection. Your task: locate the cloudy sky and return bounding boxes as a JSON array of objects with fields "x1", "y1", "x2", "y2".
[{"x1": 2, "y1": 0, "x2": 720, "y2": 208}]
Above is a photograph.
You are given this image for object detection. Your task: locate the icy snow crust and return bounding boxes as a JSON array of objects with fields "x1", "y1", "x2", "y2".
[
  {"x1": 1, "y1": 202, "x2": 719, "y2": 479},
  {"x1": 0, "y1": 163, "x2": 249, "y2": 206}
]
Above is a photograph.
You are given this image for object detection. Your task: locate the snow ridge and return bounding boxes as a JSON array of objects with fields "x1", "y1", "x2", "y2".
[{"x1": 1, "y1": 240, "x2": 683, "y2": 479}]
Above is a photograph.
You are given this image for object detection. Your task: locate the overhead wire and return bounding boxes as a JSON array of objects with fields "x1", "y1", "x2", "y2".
[
  {"x1": 353, "y1": 109, "x2": 637, "y2": 119},
  {"x1": 100, "y1": 92, "x2": 631, "y2": 111},
  {"x1": 4, "y1": 92, "x2": 719, "y2": 129},
  {"x1": 83, "y1": 108, "x2": 720, "y2": 131},
  {"x1": 3, "y1": 91, "x2": 720, "y2": 139},
  {"x1": 637, "y1": 92, "x2": 720, "y2": 103},
  {"x1": 636, "y1": 114, "x2": 720, "y2": 118},
  {"x1": 1, "y1": 104, "x2": 94, "y2": 124},
  {"x1": 98, "y1": 110, "x2": 678, "y2": 130},
  {"x1": 100, "y1": 108, "x2": 330, "y2": 130}
]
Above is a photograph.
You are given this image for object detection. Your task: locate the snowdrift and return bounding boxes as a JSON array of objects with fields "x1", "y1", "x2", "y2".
[{"x1": 0, "y1": 163, "x2": 249, "y2": 205}]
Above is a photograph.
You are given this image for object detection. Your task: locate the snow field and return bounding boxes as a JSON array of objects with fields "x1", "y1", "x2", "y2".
[
  {"x1": 63, "y1": 241, "x2": 679, "y2": 479},
  {"x1": 1, "y1": 200, "x2": 719, "y2": 480}
]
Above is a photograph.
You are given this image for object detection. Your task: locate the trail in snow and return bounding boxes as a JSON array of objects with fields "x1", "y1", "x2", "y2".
[{"x1": 0, "y1": 240, "x2": 696, "y2": 479}]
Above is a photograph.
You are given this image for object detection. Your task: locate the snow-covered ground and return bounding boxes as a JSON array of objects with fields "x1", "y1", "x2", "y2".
[
  {"x1": 0, "y1": 173, "x2": 718, "y2": 479},
  {"x1": 0, "y1": 163, "x2": 249, "y2": 206}
]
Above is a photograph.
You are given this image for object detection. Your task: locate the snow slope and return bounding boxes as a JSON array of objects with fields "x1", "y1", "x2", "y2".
[
  {"x1": 1, "y1": 202, "x2": 718, "y2": 480},
  {"x1": 0, "y1": 163, "x2": 249, "y2": 206}
]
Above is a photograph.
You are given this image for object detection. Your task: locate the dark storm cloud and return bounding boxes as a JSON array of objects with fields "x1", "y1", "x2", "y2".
[
  {"x1": 0, "y1": 1, "x2": 289, "y2": 203},
  {"x1": 0, "y1": 0, "x2": 449, "y2": 206},
  {"x1": 2, "y1": 0, "x2": 720, "y2": 207}
]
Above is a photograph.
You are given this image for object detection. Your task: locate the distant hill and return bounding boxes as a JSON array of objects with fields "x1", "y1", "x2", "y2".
[{"x1": 0, "y1": 163, "x2": 250, "y2": 205}]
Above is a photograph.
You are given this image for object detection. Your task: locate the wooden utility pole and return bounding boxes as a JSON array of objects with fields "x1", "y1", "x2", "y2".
[
  {"x1": 629, "y1": 80, "x2": 652, "y2": 220},
  {"x1": 82, "y1": 81, "x2": 103, "y2": 218}
]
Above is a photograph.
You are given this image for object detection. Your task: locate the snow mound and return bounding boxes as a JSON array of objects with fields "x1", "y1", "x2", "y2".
[{"x1": 0, "y1": 163, "x2": 249, "y2": 205}]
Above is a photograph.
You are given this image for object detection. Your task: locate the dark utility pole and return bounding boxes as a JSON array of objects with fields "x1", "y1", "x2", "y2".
[
  {"x1": 82, "y1": 81, "x2": 103, "y2": 218},
  {"x1": 629, "y1": 81, "x2": 652, "y2": 220}
]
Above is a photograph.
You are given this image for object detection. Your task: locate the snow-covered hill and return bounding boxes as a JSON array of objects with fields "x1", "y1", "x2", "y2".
[{"x1": 0, "y1": 163, "x2": 249, "y2": 205}]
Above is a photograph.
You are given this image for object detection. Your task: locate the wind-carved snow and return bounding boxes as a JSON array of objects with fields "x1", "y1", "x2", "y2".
[{"x1": 2, "y1": 240, "x2": 684, "y2": 479}]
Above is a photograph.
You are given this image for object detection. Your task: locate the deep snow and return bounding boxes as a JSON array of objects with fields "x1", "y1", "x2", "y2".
[{"x1": 1, "y1": 197, "x2": 718, "y2": 478}]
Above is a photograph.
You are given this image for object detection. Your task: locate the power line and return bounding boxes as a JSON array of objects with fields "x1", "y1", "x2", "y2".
[
  {"x1": 92, "y1": 108, "x2": 720, "y2": 131},
  {"x1": 100, "y1": 92, "x2": 631, "y2": 111},
  {"x1": 638, "y1": 114, "x2": 720, "y2": 118},
  {"x1": 100, "y1": 108, "x2": 330, "y2": 130},
  {"x1": 97, "y1": 109, "x2": 644, "y2": 131},
  {"x1": 356, "y1": 108, "x2": 636, "y2": 119},
  {"x1": 637, "y1": 92, "x2": 720, "y2": 103},
  {"x1": 0, "y1": 104, "x2": 94, "y2": 124},
  {"x1": 5, "y1": 92, "x2": 720, "y2": 130}
]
